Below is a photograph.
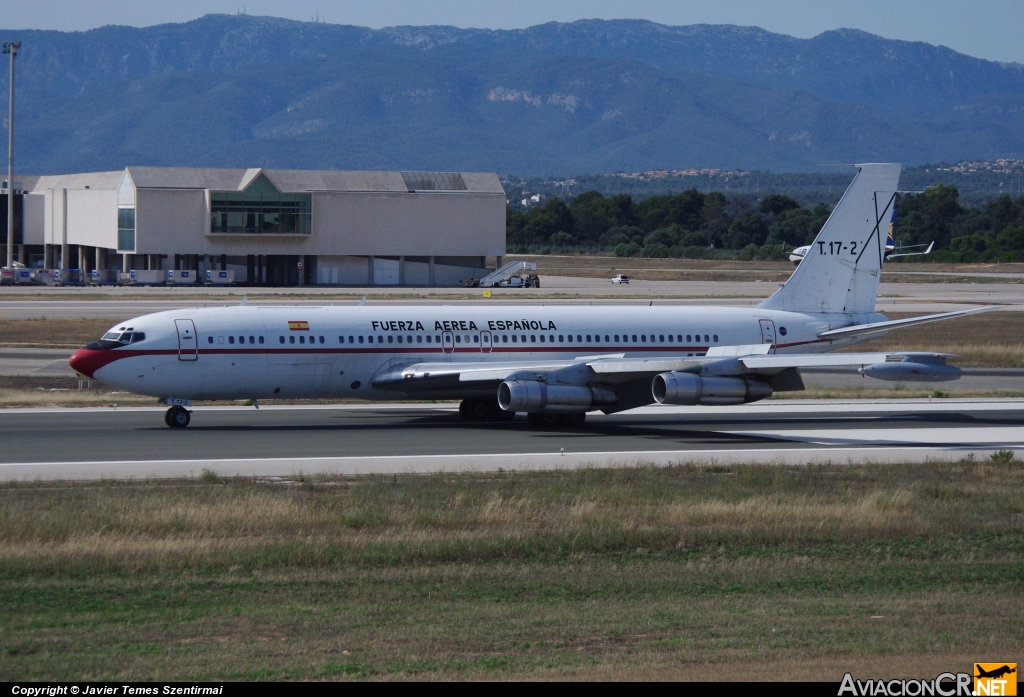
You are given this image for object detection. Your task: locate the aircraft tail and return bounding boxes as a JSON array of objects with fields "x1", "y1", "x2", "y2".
[{"x1": 758, "y1": 163, "x2": 901, "y2": 314}]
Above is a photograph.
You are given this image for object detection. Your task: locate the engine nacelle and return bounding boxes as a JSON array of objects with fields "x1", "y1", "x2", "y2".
[
  {"x1": 651, "y1": 372, "x2": 773, "y2": 406},
  {"x1": 858, "y1": 361, "x2": 961, "y2": 382},
  {"x1": 497, "y1": 380, "x2": 617, "y2": 413}
]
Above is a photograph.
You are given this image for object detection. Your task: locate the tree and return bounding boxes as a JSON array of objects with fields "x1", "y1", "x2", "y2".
[{"x1": 759, "y1": 193, "x2": 800, "y2": 216}]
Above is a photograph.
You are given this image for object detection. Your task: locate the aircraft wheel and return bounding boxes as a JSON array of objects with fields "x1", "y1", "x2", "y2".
[
  {"x1": 167, "y1": 406, "x2": 191, "y2": 429},
  {"x1": 459, "y1": 400, "x2": 472, "y2": 421},
  {"x1": 469, "y1": 400, "x2": 491, "y2": 421},
  {"x1": 560, "y1": 412, "x2": 587, "y2": 427},
  {"x1": 485, "y1": 400, "x2": 515, "y2": 422},
  {"x1": 527, "y1": 412, "x2": 560, "y2": 427}
]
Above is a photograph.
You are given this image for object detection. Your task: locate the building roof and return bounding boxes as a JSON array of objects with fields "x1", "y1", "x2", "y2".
[{"x1": 28, "y1": 167, "x2": 504, "y2": 195}]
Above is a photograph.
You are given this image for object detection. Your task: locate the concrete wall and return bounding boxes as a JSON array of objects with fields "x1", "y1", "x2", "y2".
[
  {"x1": 67, "y1": 189, "x2": 118, "y2": 249},
  {"x1": 311, "y1": 191, "x2": 505, "y2": 257},
  {"x1": 134, "y1": 188, "x2": 208, "y2": 255},
  {"x1": 22, "y1": 193, "x2": 45, "y2": 245}
]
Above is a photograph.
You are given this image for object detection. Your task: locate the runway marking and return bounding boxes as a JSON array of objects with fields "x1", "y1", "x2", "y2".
[
  {"x1": 0, "y1": 445, "x2": 1019, "y2": 481},
  {"x1": 725, "y1": 426, "x2": 1024, "y2": 447}
]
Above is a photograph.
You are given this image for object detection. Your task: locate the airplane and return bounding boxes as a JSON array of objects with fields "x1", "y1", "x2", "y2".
[
  {"x1": 69, "y1": 163, "x2": 997, "y2": 428},
  {"x1": 788, "y1": 208, "x2": 934, "y2": 265}
]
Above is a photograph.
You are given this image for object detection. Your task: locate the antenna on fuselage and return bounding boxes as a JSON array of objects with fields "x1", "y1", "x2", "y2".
[
  {"x1": 239, "y1": 295, "x2": 247, "y2": 306},
  {"x1": 358, "y1": 296, "x2": 366, "y2": 306}
]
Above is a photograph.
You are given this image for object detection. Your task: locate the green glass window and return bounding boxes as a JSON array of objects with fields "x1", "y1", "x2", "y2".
[
  {"x1": 117, "y1": 208, "x2": 135, "y2": 251},
  {"x1": 210, "y1": 192, "x2": 311, "y2": 235}
]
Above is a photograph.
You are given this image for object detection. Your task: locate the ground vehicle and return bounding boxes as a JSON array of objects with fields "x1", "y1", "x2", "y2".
[{"x1": 612, "y1": 274, "x2": 629, "y2": 284}]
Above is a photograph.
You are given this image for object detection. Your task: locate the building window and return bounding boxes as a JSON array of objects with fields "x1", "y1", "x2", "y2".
[
  {"x1": 117, "y1": 208, "x2": 135, "y2": 251},
  {"x1": 209, "y1": 191, "x2": 312, "y2": 235}
]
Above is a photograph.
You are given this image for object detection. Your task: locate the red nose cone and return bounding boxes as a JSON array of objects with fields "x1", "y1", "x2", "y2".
[{"x1": 69, "y1": 348, "x2": 102, "y2": 379}]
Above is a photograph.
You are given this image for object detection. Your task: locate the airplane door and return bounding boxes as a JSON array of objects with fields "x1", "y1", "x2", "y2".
[
  {"x1": 480, "y1": 331, "x2": 492, "y2": 353},
  {"x1": 442, "y1": 331, "x2": 455, "y2": 354},
  {"x1": 175, "y1": 319, "x2": 198, "y2": 361},
  {"x1": 759, "y1": 319, "x2": 777, "y2": 346}
]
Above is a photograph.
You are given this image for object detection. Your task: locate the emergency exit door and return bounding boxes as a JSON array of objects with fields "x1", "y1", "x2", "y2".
[
  {"x1": 480, "y1": 331, "x2": 493, "y2": 353},
  {"x1": 442, "y1": 331, "x2": 455, "y2": 354},
  {"x1": 175, "y1": 319, "x2": 198, "y2": 361},
  {"x1": 758, "y1": 319, "x2": 776, "y2": 346}
]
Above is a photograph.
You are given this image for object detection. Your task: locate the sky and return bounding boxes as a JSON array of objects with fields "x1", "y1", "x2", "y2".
[{"x1": 1, "y1": 0, "x2": 1022, "y2": 64}]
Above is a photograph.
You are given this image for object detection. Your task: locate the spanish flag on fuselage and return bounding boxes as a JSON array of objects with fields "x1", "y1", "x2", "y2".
[{"x1": 288, "y1": 321, "x2": 310, "y2": 331}]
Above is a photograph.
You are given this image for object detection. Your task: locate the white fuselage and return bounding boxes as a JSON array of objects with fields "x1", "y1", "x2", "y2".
[{"x1": 72, "y1": 304, "x2": 885, "y2": 404}]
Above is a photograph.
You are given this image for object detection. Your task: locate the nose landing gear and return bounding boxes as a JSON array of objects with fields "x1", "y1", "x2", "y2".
[{"x1": 165, "y1": 406, "x2": 191, "y2": 428}]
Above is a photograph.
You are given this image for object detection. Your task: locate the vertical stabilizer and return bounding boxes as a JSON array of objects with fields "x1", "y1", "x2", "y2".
[{"x1": 758, "y1": 163, "x2": 901, "y2": 314}]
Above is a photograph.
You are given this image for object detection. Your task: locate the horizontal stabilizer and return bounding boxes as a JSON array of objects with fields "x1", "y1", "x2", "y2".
[{"x1": 817, "y1": 306, "x2": 1001, "y2": 340}]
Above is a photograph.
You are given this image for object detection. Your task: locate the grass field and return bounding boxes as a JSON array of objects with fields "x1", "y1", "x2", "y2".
[{"x1": 1, "y1": 462, "x2": 1021, "y2": 681}]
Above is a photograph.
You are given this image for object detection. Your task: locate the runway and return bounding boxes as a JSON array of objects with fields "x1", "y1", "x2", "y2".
[
  {"x1": 0, "y1": 276, "x2": 1022, "y2": 318},
  {"x1": 1, "y1": 400, "x2": 1021, "y2": 480}
]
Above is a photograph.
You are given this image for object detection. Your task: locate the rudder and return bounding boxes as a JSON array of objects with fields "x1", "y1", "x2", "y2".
[{"x1": 758, "y1": 163, "x2": 901, "y2": 314}]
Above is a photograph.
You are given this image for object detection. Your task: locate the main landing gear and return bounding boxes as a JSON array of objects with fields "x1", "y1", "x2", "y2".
[
  {"x1": 527, "y1": 412, "x2": 586, "y2": 428},
  {"x1": 458, "y1": 399, "x2": 587, "y2": 428},
  {"x1": 459, "y1": 398, "x2": 516, "y2": 423},
  {"x1": 165, "y1": 405, "x2": 191, "y2": 428}
]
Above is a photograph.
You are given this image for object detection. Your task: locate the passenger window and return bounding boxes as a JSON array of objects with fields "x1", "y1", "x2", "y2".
[
  {"x1": 677, "y1": 335, "x2": 682, "y2": 342},
  {"x1": 417, "y1": 336, "x2": 423, "y2": 343},
  {"x1": 408, "y1": 336, "x2": 414, "y2": 344},
  {"x1": 687, "y1": 335, "x2": 692, "y2": 342},
  {"x1": 218, "y1": 336, "x2": 225, "y2": 344},
  {"x1": 539, "y1": 335, "x2": 545, "y2": 343},
  {"x1": 641, "y1": 335, "x2": 646, "y2": 342},
  {"x1": 388, "y1": 335, "x2": 394, "y2": 344},
  {"x1": 320, "y1": 336, "x2": 325, "y2": 344},
  {"x1": 713, "y1": 335, "x2": 718, "y2": 342},
  {"x1": 614, "y1": 335, "x2": 619, "y2": 342},
  {"x1": 550, "y1": 335, "x2": 555, "y2": 342},
  {"x1": 667, "y1": 335, "x2": 672, "y2": 342},
  {"x1": 455, "y1": 335, "x2": 462, "y2": 343},
  {"x1": 521, "y1": 335, "x2": 526, "y2": 343},
  {"x1": 359, "y1": 336, "x2": 364, "y2": 344},
  {"x1": 259, "y1": 336, "x2": 264, "y2": 344},
  {"x1": 704, "y1": 335, "x2": 709, "y2": 342},
  {"x1": 503, "y1": 335, "x2": 508, "y2": 342},
  {"x1": 208, "y1": 337, "x2": 214, "y2": 344},
  {"x1": 586, "y1": 335, "x2": 591, "y2": 342},
  {"x1": 566, "y1": 335, "x2": 572, "y2": 343},
  {"x1": 348, "y1": 336, "x2": 354, "y2": 343},
  {"x1": 378, "y1": 336, "x2": 383, "y2": 343},
  {"x1": 279, "y1": 336, "x2": 284, "y2": 344},
  {"x1": 632, "y1": 335, "x2": 637, "y2": 342},
  {"x1": 249, "y1": 336, "x2": 255, "y2": 344},
  {"x1": 576, "y1": 335, "x2": 582, "y2": 342},
  {"x1": 435, "y1": 335, "x2": 440, "y2": 343},
  {"x1": 299, "y1": 335, "x2": 305, "y2": 344},
  {"x1": 604, "y1": 335, "x2": 610, "y2": 342},
  {"x1": 426, "y1": 336, "x2": 432, "y2": 344},
  {"x1": 289, "y1": 336, "x2": 295, "y2": 344},
  {"x1": 229, "y1": 336, "x2": 235, "y2": 344},
  {"x1": 339, "y1": 336, "x2": 344, "y2": 343},
  {"x1": 530, "y1": 335, "x2": 535, "y2": 342},
  {"x1": 559, "y1": 335, "x2": 564, "y2": 342},
  {"x1": 397, "y1": 336, "x2": 403, "y2": 344},
  {"x1": 511, "y1": 335, "x2": 517, "y2": 343}
]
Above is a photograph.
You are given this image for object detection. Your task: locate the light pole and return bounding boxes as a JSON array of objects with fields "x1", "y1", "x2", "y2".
[{"x1": 3, "y1": 40, "x2": 19, "y2": 270}]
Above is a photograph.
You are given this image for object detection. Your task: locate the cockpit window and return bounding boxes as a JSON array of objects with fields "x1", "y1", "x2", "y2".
[{"x1": 88, "y1": 330, "x2": 143, "y2": 350}]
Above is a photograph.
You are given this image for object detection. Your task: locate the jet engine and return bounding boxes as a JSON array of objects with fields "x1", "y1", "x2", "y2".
[
  {"x1": 652, "y1": 372, "x2": 773, "y2": 406},
  {"x1": 497, "y1": 380, "x2": 617, "y2": 413}
]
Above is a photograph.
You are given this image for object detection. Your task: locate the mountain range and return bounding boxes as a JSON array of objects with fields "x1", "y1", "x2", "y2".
[{"x1": 3, "y1": 15, "x2": 1024, "y2": 175}]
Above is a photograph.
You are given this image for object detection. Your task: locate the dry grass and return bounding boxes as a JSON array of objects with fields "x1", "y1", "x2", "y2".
[
  {"x1": 1, "y1": 463, "x2": 1022, "y2": 680},
  {"x1": 0, "y1": 318, "x2": 115, "y2": 347},
  {"x1": 852, "y1": 311, "x2": 1024, "y2": 366}
]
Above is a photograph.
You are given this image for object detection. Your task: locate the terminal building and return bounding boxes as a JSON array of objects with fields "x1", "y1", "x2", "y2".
[{"x1": 0, "y1": 167, "x2": 506, "y2": 285}]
